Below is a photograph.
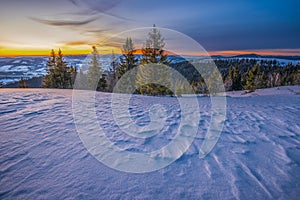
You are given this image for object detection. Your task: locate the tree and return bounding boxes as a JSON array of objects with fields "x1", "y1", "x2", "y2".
[
  {"x1": 136, "y1": 24, "x2": 173, "y2": 96},
  {"x1": 293, "y1": 69, "x2": 300, "y2": 85},
  {"x1": 117, "y1": 38, "x2": 138, "y2": 79},
  {"x1": 224, "y1": 65, "x2": 233, "y2": 91},
  {"x1": 115, "y1": 38, "x2": 139, "y2": 93},
  {"x1": 55, "y1": 49, "x2": 70, "y2": 88},
  {"x1": 232, "y1": 65, "x2": 242, "y2": 90},
  {"x1": 141, "y1": 24, "x2": 169, "y2": 65},
  {"x1": 256, "y1": 71, "x2": 267, "y2": 89},
  {"x1": 244, "y1": 64, "x2": 259, "y2": 91},
  {"x1": 69, "y1": 66, "x2": 77, "y2": 88},
  {"x1": 43, "y1": 49, "x2": 56, "y2": 88},
  {"x1": 18, "y1": 77, "x2": 28, "y2": 88},
  {"x1": 107, "y1": 51, "x2": 118, "y2": 92},
  {"x1": 175, "y1": 80, "x2": 185, "y2": 97},
  {"x1": 207, "y1": 68, "x2": 223, "y2": 95},
  {"x1": 86, "y1": 46, "x2": 102, "y2": 90},
  {"x1": 98, "y1": 73, "x2": 108, "y2": 91},
  {"x1": 43, "y1": 49, "x2": 74, "y2": 89},
  {"x1": 74, "y1": 68, "x2": 88, "y2": 90}
]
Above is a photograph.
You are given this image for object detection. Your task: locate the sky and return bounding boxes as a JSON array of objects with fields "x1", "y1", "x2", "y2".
[{"x1": 0, "y1": 0, "x2": 299, "y2": 56}]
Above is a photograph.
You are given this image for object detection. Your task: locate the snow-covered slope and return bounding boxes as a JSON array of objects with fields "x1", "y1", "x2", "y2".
[
  {"x1": 0, "y1": 88, "x2": 299, "y2": 199},
  {"x1": 226, "y1": 85, "x2": 300, "y2": 97}
]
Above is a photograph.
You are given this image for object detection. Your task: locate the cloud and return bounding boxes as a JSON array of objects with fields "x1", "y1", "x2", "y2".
[
  {"x1": 72, "y1": 0, "x2": 132, "y2": 21},
  {"x1": 68, "y1": 0, "x2": 78, "y2": 6},
  {"x1": 84, "y1": 28, "x2": 112, "y2": 34},
  {"x1": 29, "y1": 16, "x2": 97, "y2": 26},
  {"x1": 64, "y1": 41, "x2": 90, "y2": 46},
  {"x1": 78, "y1": 0, "x2": 122, "y2": 13}
]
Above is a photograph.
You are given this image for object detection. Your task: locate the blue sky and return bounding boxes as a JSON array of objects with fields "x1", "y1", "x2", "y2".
[{"x1": 0, "y1": 0, "x2": 299, "y2": 55}]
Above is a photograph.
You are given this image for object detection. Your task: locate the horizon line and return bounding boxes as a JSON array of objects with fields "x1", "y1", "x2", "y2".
[{"x1": 1, "y1": 49, "x2": 300, "y2": 57}]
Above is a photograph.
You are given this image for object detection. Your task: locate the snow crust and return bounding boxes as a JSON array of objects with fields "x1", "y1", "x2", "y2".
[{"x1": 0, "y1": 87, "x2": 299, "y2": 199}]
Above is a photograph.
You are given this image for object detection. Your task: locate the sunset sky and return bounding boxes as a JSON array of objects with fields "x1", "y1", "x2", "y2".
[{"x1": 0, "y1": 0, "x2": 299, "y2": 56}]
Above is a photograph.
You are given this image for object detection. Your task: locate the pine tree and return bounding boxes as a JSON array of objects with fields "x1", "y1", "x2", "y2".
[
  {"x1": 98, "y1": 73, "x2": 108, "y2": 91},
  {"x1": 43, "y1": 49, "x2": 74, "y2": 89},
  {"x1": 293, "y1": 69, "x2": 300, "y2": 85},
  {"x1": 118, "y1": 38, "x2": 138, "y2": 79},
  {"x1": 141, "y1": 24, "x2": 169, "y2": 65},
  {"x1": 136, "y1": 24, "x2": 172, "y2": 96},
  {"x1": 86, "y1": 46, "x2": 102, "y2": 90},
  {"x1": 232, "y1": 65, "x2": 242, "y2": 90},
  {"x1": 175, "y1": 80, "x2": 185, "y2": 97},
  {"x1": 115, "y1": 38, "x2": 139, "y2": 93},
  {"x1": 74, "y1": 68, "x2": 87, "y2": 90},
  {"x1": 69, "y1": 66, "x2": 77, "y2": 88},
  {"x1": 207, "y1": 69, "x2": 223, "y2": 95},
  {"x1": 43, "y1": 49, "x2": 56, "y2": 88},
  {"x1": 225, "y1": 65, "x2": 233, "y2": 91},
  {"x1": 18, "y1": 77, "x2": 28, "y2": 88},
  {"x1": 55, "y1": 49, "x2": 70, "y2": 88},
  {"x1": 258, "y1": 71, "x2": 267, "y2": 88},
  {"x1": 107, "y1": 51, "x2": 118, "y2": 92},
  {"x1": 244, "y1": 64, "x2": 259, "y2": 91}
]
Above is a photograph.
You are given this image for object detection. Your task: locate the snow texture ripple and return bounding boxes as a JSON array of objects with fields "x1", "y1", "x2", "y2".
[{"x1": 0, "y1": 88, "x2": 300, "y2": 199}]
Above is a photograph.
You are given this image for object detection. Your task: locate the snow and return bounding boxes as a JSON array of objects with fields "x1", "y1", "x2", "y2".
[
  {"x1": 0, "y1": 65, "x2": 13, "y2": 72},
  {"x1": 226, "y1": 85, "x2": 300, "y2": 97},
  {"x1": 0, "y1": 78, "x2": 21, "y2": 85},
  {"x1": 0, "y1": 87, "x2": 300, "y2": 199}
]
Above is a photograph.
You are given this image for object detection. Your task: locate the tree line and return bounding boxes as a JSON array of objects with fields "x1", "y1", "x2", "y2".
[
  {"x1": 171, "y1": 59, "x2": 299, "y2": 94},
  {"x1": 42, "y1": 24, "x2": 300, "y2": 95}
]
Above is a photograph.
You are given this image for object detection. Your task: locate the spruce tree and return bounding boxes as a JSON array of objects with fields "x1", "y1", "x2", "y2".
[
  {"x1": 98, "y1": 73, "x2": 108, "y2": 91},
  {"x1": 74, "y1": 68, "x2": 87, "y2": 90},
  {"x1": 141, "y1": 24, "x2": 169, "y2": 65},
  {"x1": 207, "y1": 69, "x2": 223, "y2": 95},
  {"x1": 55, "y1": 49, "x2": 69, "y2": 88},
  {"x1": 244, "y1": 64, "x2": 258, "y2": 91},
  {"x1": 69, "y1": 66, "x2": 77, "y2": 88},
  {"x1": 115, "y1": 38, "x2": 139, "y2": 93},
  {"x1": 18, "y1": 77, "x2": 28, "y2": 88},
  {"x1": 43, "y1": 49, "x2": 56, "y2": 88},
  {"x1": 118, "y1": 38, "x2": 138, "y2": 79},
  {"x1": 86, "y1": 46, "x2": 102, "y2": 90},
  {"x1": 175, "y1": 80, "x2": 184, "y2": 97},
  {"x1": 233, "y1": 65, "x2": 242, "y2": 90},
  {"x1": 137, "y1": 24, "x2": 172, "y2": 96},
  {"x1": 43, "y1": 49, "x2": 74, "y2": 89},
  {"x1": 107, "y1": 51, "x2": 118, "y2": 92},
  {"x1": 225, "y1": 65, "x2": 233, "y2": 91}
]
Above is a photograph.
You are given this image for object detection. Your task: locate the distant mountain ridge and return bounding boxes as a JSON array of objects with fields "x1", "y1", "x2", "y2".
[{"x1": 210, "y1": 53, "x2": 300, "y2": 60}]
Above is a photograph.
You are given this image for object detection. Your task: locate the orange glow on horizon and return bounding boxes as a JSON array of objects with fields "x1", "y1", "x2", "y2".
[
  {"x1": 0, "y1": 46, "x2": 122, "y2": 57},
  {"x1": 0, "y1": 48, "x2": 299, "y2": 57}
]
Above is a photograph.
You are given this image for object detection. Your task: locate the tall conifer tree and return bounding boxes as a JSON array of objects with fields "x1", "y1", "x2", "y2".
[{"x1": 136, "y1": 24, "x2": 172, "y2": 95}]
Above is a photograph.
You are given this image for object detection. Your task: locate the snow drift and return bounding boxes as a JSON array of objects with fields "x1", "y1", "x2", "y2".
[{"x1": 0, "y1": 87, "x2": 299, "y2": 199}]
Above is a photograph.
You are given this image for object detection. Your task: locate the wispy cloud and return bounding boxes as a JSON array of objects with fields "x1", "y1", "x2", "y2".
[
  {"x1": 68, "y1": 0, "x2": 79, "y2": 6},
  {"x1": 64, "y1": 41, "x2": 90, "y2": 46},
  {"x1": 78, "y1": 0, "x2": 122, "y2": 13},
  {"x1": 72, "y1": 0, "x2": 132, "y2": 21},
  {"x1": 29, "y1": 16, "x2": 97, "y2": 26}
]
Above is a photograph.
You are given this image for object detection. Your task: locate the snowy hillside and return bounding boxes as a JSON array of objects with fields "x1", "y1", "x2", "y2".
[
  {"x1": 1, "y1": 54, "x2": 299, "y2": 85},
  {"x1": 0, "y1": 55, "x2": 188, "y2": 85},
  {"x1": 0, "y1": 87, "x2": 300, "y2": 199}
]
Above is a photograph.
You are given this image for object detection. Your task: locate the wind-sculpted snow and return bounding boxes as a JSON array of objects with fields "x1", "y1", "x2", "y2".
[{"x1": 0, "y1": 88, "x2": 299, "y2": 199}]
